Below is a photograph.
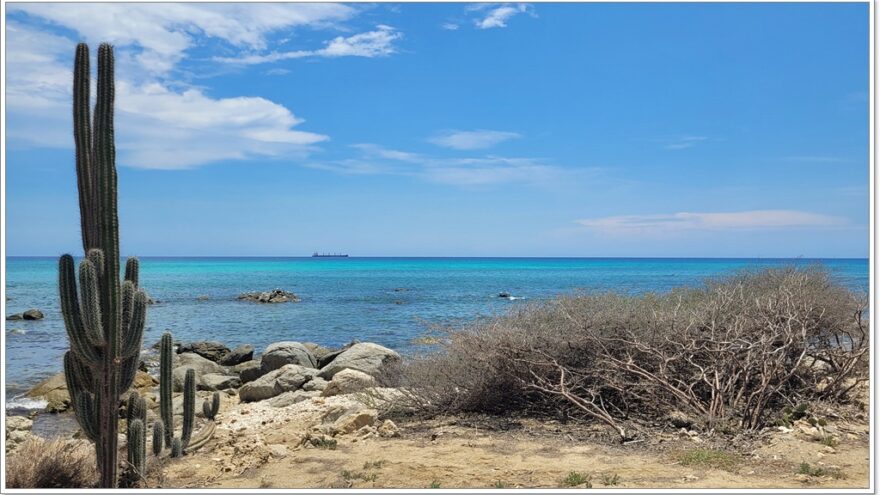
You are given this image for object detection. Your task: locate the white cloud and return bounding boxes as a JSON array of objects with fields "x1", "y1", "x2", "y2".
[
  {"x1": 310, "y1": 144, "x2": 561, "y2": 187},
  {"x1": 429, "y1": 129, "x2": 521, "y2": 150},
  {"x1": 215, "y1": 25, "x2": 402, "y2": 65},
  {"x1": 577, "y1": 210, "x2": 846, "y2": 234},
  {"x1": 9, "y1": 3, "x2": 355, "y2": 74},
  {"x1": 471, "y1": 4, "x2": 533, "y2": 29},
  {"x1": 5, "y1": 4, "x2": 402, "y2": 169},
  {"x1": 442, "y1": 23, "x2": 460, "y2": 31}
]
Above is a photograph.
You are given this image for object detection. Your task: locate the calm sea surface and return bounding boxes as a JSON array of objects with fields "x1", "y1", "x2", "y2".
[{"x1": 4, "y1": 257, "x2": 868, "y2": 402}]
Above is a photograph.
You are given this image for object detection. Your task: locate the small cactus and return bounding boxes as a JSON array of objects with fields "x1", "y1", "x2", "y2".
[
  {"x1": 203, "y1": 392, "x2": 220, "y2": 421},
  {"x1": 152, "y1": 420, "x2": 164, "y2": 456},
  {"x1": 170, "y1": 437, "x2": 182, "y2": 458},
  {"x1": 181, "y1": 368, "x2": 196, "y2": 447},
  {"x1": 126, "y1": 391, "x2": 146, "y2": 427},
  {"x1": 127, "y1": 419, "x2": 146, "y2": 480},
  {"x1": 159, "y1": 332, "x2": 173, "y2": 448}
]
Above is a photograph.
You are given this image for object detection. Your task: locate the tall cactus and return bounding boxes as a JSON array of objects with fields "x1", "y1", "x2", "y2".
[
  {"x1": 159, "y1": 332, "x2": 174, "y2": 448},
  {"x1": 181, "y1": 369, "x2": 196, "y2": 447},
  {"x1": 127, "y1": 419, "x2": 146, "y2": 480},
  {"x1": 61, "y1": 42, "x2": 148, "y2": 488}
]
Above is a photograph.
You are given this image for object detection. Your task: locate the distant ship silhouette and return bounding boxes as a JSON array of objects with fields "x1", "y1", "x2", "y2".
[{"x1": 312, "y1": 252, "x2": 349, "y2": 258}]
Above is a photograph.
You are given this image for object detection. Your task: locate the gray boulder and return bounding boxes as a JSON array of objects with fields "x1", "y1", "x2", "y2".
[
  {"x1": 177, "y1": 341, "x2": 230, "y2": 363},
  {"x1": 232, "y1": 360, "x2": 264, "y2": 384},
  {"x1": 317, "y1": 343, "x2": 401, "y2": 380},
  {"x1": 267, "y1": 390, "x2": 320, "y2": 408},
  {"x1": 199, "y1": 373, "x2": 241, "y2": 391},
  {"x1": 23, "y1": 309, "x2": 44, "y2": 320},
  {"x1": 261, "y1": 341, "x2": 317, "y2": 372},
  {"x1": 302, "y1": 377, "x2": 328, "y2": 392},
  {"x1": 172, "y1": 353, "x2": 226, "y2": 391},
  {"x1": 238, "y1": 364, "x2": 317, "y2": 402},
  {"x1": 321, "y1": 368, "x2": 376, "y2": 397},
  {"x1": 220, "y1": 344, "x2": 254, "y2": 366}
]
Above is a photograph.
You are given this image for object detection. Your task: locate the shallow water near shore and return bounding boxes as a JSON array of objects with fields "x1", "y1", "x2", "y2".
[{"x1": 4, "y1": 256, "x2": 868, "y2": 402}]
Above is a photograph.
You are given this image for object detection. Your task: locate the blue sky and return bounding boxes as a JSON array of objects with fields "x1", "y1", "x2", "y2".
[{"x1": 5, "y1": 2, "x2": 869, "y2": 257}]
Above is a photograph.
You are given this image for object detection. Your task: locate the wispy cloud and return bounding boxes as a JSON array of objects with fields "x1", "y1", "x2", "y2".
[
  {"x1": 308, "y1": 143, "x2": 562, "y2": 187},
  {"x1": 5, "y1": 5, "x2": 400, "y2": 170},
  {"x1": 214, "y1": 25, "x2": 402, "y2": 65},
  {"x1": 429, "y1": 129, "x2": 521, "y2": 150},
  {"x1": 468, "y1": 3, "x2": 534, "y2": 29},
  {"x1": 577, "y1": 210, "x2": 847, "y2": 234},
  {"x1": 661, "y1": 135, "x2": 708, "y2": 150},
  {"x1": 441, "y1": 22, "x2": 460, "y2": 31}
]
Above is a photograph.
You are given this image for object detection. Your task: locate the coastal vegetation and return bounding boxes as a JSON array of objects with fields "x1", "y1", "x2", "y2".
[{"x1": 399, "y1": 267, "x2": 868, "y2": 441}]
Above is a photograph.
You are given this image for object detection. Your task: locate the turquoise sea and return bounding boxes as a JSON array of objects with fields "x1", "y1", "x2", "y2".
[{"x1": 3, "y1": 257, "x2": 868, "y2": 402}]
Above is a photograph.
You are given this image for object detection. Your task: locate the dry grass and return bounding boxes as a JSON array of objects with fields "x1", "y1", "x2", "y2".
[{"x1": 5, "y1": 437, "x2": 99, "y2": 488}]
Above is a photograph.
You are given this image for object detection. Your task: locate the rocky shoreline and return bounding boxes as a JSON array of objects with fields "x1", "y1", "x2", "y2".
[{"x1": 7, "y1": 338, "x2": 404, "y2": 455}]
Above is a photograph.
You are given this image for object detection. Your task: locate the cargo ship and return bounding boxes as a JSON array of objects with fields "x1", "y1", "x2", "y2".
[{"x1": 312, "y1": 252, "x2": 349, "y2": 258}]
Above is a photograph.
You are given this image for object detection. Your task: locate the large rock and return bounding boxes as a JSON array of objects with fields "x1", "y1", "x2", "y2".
[
  {"x1": 238, "y1": 289, "x2": 300, "y2": 303},
  {"x1": 232, "y1": 360, "x2": 265, "y2": 384},
  {"x1": 332, "y1": 409, "x2": 378, "y2": 435},
  {"x1": 172, "y1": 353, "x2": 226, "y2": 391},
  {"x1": 317, "y1": 343, "x2": 401, "y2": 380},
  {"x1": 321, "y1": 368, "x2": 376, "y2": 397},
  {"x1": 302, "y1": 377, "x2": 328, "y2": 392},
  {"x1": 316, "y1": 341, "x2": 358, "y2": 368},
  {"x1": 261, "y1": 342, "x2": 317, "y2": 372},
  {"x1": 238, "y1": 364, "x2": 317, "y2": 402},
  {"x1": 177, "y1": 341, "x2": 230, "y2": 363},
  {"x1": 199, "y1": 373, "x2": 241, "y2": 391},
  {"x1": 220, "y1": 344, "x2": 254, "y2": 366}
]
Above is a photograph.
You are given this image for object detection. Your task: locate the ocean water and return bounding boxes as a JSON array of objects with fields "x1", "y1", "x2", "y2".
[{"x1": 4, "y1": 257, "x2": 868, "y2": 400}]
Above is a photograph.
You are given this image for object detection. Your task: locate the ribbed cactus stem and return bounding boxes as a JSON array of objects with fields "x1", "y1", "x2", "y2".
[
  {"x1": 203, "y1": 392, "x2": 220, "y2": 421},
  {"x1": 60, "y1": 42, "x2": 149, "y2": 488},
  {"x1": 152, "y1": 420, "x2": 164, "y2": 456},
  {"x1": 126, "y1": 392, "x2": 146, "y2": 427},
  {"x1": 127, "y1": 419, "x2": 146, "y2": 479},
  {"x1": 159, "y1": 332, "x2": 173, "y2": 447},
  {"x1": 170, "y1": 437, "x2": 182, "y2": 458},
  {"x1": 182, "y1": 368, "x2": 196, "y2": 447}
]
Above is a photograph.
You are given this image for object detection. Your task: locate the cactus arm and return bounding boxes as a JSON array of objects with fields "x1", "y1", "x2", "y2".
[
  {"x1": 73, "y1": 392, "x2": 100, "y2": 442},
  {"x1": 127, "y1": 419, "x2": 146, "y2": 478},
  {"x1": 121, "y1": 289, "x2": 146, "y2": 358},
  {"x1": 78, "y1": 259, "x2": 106, "y2": 347},
  {"x1": 181, "y1": 368, "x2": 196, "y2": 447},
  {"x1": 73, "y1": 43, "x2": 96, "y2": 251},
  {"x1": 117, "y1": 355, "x2": 139, "y2": 394},
  {"x1": 124, "y1": 257, "x2": 139, "y2": 286},
  {"x1": 60, "y1": 255, "x2": 102, "y2": 363}
]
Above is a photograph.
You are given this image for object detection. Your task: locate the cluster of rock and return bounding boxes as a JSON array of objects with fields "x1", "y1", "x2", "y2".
[
  {"x1": 4, "y1": 415, "x2": 34, "y2": 453},
  {"x1": 237, "y1": 289, "x2": 300, "y2": 303},
  {"x1": 6, "y1": 309, "x2": 44, "y2": 321},
  {"x1": 165, "y1": 340, "x2": 400, "y2": 408}
]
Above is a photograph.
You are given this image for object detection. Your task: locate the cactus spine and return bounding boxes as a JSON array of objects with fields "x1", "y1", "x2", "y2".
[
  {"x1": 181, "y1": 369, "x2": 196, "y2": 447},
  {"x1": 61, "y1": 42, "x2": 148, "y2": 488},
  {"x1": 159, "y1": 332, "x2": 173, "y2": 448}
]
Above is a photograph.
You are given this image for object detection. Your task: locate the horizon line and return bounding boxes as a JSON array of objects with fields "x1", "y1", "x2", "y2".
[{"x1": 3, "y1": 255, "x2": 870, "y2": 261}]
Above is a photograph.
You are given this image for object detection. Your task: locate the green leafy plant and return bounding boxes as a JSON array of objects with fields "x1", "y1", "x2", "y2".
[
  {"x1": 677, "y1": 449, "x2": 739, "y2": 471},
  {"x1": 600, "y1": 473, "x2": 621, "y2": 486},
  {"x1": 562, "y1": 471, "x2": 592, "y2": 487}
]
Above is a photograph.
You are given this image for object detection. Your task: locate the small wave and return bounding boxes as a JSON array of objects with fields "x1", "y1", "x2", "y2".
[
  {"x1": 6, "y1": 328, "x2": 27, "y2": 335},
  {"x1": 6, "y1": 396, "x2": 47, "y2": 411}
]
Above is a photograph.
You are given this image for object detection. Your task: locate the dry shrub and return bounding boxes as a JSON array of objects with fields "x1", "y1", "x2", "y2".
[
  {"x1": 5, "y1": 437, "x2": 99, "y2": 488},
  {"x1": 402, "y1": 267, "x2": 868, "y2": 439}
]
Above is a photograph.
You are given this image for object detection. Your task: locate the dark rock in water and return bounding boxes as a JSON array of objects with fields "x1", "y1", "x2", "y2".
[
  {"x1": 196, "y1": 295, "x2": 210, "y2": 301},
  {"x1": 177, "y1": 341, "x2": 230, "y2": 363},
  {"x1": 220, "y1": 344, "x2": 254, "y2": 366},
  {"x1": 498, "y1": 292, "x2": 511, "y2": 298},
  {"x1": 393, "y1": 288, "x2": 408, "y2": 292},
  {"x1": 7, "y1": 309, "x2": 43, "y2": 321},
  {"x1": 238, "y1": 289, "x2": 300, "y2": 304}
]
